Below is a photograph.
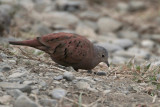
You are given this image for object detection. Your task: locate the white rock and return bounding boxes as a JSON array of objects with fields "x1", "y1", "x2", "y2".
[
  {"x1": 141, "y1": 40, "x2": 155, "y2": 49},
  {"x1": 76, "y1": 23, "x2": 97, "y2": 38},
  {"x1": 97, "y1": 17, "x2": 122, "y2": 34},
  {"x1": 51, "y1": 88, "x2": 67, "y2": 99}
]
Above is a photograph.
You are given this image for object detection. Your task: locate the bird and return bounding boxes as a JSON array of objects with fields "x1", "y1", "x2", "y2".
[{"x1": 9, "y1": 32, "x2": 109, "y2": 71}]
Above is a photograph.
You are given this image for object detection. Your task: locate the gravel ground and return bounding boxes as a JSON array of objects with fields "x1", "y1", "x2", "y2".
[{"x1": 0, "y1": 0, "x2": 160, "y2": 107}]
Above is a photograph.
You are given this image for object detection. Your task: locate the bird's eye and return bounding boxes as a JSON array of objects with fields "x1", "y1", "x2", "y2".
[{"x1": 102, "y1": 55, "x2": 105, "y2": 57}]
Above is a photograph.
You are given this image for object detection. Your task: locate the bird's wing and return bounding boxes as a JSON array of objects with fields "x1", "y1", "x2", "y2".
[{"x1": 37, "y1": 33, "x2": 92, "y2": 64}]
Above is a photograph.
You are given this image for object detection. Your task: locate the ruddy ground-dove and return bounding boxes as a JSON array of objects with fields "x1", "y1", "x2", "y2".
[{"x1": 9, "y1": 32, "x2": 109, "y2": 71}]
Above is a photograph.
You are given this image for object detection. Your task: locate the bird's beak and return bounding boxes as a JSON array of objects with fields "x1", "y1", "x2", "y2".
[{"x1": 105, "y1": 61, "x2": 110, "y2": 67}]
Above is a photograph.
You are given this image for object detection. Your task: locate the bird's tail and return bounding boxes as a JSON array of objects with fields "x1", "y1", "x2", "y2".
[{"x1": 9, "y1": 38, "x2": 40, "y2": 47}]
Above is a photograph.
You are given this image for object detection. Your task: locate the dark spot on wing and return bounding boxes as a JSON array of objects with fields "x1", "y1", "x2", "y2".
[
  {"x1": 64, "y1": 48, "x2": 68, "y2": 59},
  {"x1": 76, "y1": 41, "x2": 81, "y2": 47},
  {"x1": 53, "y1": 43, "x2": 62, "y2": 54}
]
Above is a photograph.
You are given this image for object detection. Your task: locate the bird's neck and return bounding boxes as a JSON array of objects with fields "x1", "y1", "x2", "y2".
[{"x1": 92, "y1": 45, "x2": 101, "y2": 67}]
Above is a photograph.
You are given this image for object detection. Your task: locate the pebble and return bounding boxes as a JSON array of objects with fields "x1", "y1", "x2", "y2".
[
  {"x1": 7, "y1": 89, "x2": 24, "y2": 98},
  {"x1": 0, "y1": 82, "x2": 31, "y2": 93},
  {"x1": 97, "y1": 17, "x2": 122, "y2": 34},
  {"x1": 63, "y1": 71, "x2": 74, "y2": 81},
  {"x1": 76, "y1": 81, "x2": 90, "y2": 89},
  {"x1": 54, "y1": 75, "x2": 63, "y2": 80},
  {"x1": 0, "y1": 95, "x2": 12, "y2": 105},
  {"x1": 9, "y1": 72, "x2": 27, "y2": 78},
  {"x1": 56, "y1": 0, "x2": 87, "y2": 12},
  {"x1": 41, "y1": 12, "x2": 79, "y2": 27},
  {"x1": 95, "y1": 71, "x2": 107, "y2": 76},
  {"x1": 113, "y1": 39, "x2": 134, "y2": 49},
  {"x1": 156, "y1": 74, "x2": 160, "y2": 82},
  {"x1": 118, "y1": 30, "x2": 139, "y2": 40},
  {"x1": 75, "y1": 23, "x2": 96, "y2": 38},
  {"x1": 116, "y1": 2, "x2": 129, "y2": 13},
  {"x1": 129, "y1": 1, "x2": 146, "y2": 11},
  {"x1": 80, "y1": 10, "x2": 100, "y2": 20},
  {"x1": 39, "y1": 99, "x2": 57, "y2": 107},
  {"x1": 112, "y1": 56, "x2": 128, "y2": 64},
  {"x1": 13, "y1": 95, "x2": 38, "y2": 107},
  {"x1": 51, "y1": 88, "x2": 67, "y2": 99},
  {"x1": 0, "y1": 64, "x2": 11, "y2": 72},
  {"x1": 141, "y1": 40, "x2": 155, "y2": 49},
  {"x1": 98, "y1": 42, "x2": 123, "y2": 52},
  {"x1": 151, "y1": 61, "x2": 160, "y2": 67}
]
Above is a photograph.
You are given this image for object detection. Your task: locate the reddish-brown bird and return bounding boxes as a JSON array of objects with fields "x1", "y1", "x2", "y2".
[{"x1": 9, "y1": 32, "x2": 109, "y2": 71}]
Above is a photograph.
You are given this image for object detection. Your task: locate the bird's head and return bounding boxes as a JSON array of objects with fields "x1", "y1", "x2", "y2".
[{"x1": 96, "y1": 46, "x2": 109, "y2": 67}]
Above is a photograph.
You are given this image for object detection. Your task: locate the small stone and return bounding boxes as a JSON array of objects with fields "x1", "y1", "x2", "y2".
[
  {"x1": 13, "y1": 95, "x2": 38, "y2": 107},
  {"x1": 32, "y1": 23, "x2": 52, "y2": 36},
  {"x1": 54, "y1": 75, "x2": 63, "y2": 80},
  {"x1": 76, "y1": 81, "x2": 90, "y2": 89},
  {"x1": 97, "y1": 17, "x2": 122, "y2": 34},
  {"x1": 95, "y1": 71, "x2": 106, "y2": 76},
  {"x1": 118, "y1": 30, "x2": 139, "y2": 40},
  {"x1": 39, "y1": 99, "x2": 57, "y2": 107},
  {"x1": 56, "y1": 0, "x2": 87, "y2": 12},
  {"x1": 116, "y1": 2, "x2": 129, "y2": 13},
  {"x1": 156, "y1": 74, "x2": 160, "y2": 82},
  {"x1": 151, "y1": 34, "x2": 160, "y2": 43},
  {"x1": 7, "y1": 89, "x2": 24, "y2": 98},
  {"x1": 112, "y1": 56, "x2": 128, "y2": 64},
  {"x1": 41, "y1": 12, "x2": 79, "y2": 28},
  {"x1": 23, "y1": 81, "x2": 33, "y2": 85},
  {"x1": 157, "y1": 91, "x2": 160, "y2": 97},
  {"x1": 76, "y1": 23, "x2": 97, "y2": 38},
  {"x1": 0, "y1": 82, "x2": 31, "y2": 93},
  {"x1": 51, "y1": 88, "x2": 67, "y2": 99},
  {"x1": 141, "y1": 40, "x2": 155, "y2": 49},
  {"x1": 9, "y1": 72, "x2": 27, "y2": 78},
  {"x1": 113, "y1": 39, "x2": 134, "y2": 49},
  {"x1": 63, "y1": 71, "x2": 74, "y2": 81},
  {"x1": 80, "y1": 11, "x2": 100, "y2": 20},
  {"x1": 129, "y1": 1, "x2": 146, "y2": 11},
  {"x1": 103, "y1": 90, "x2": 111, "y2": 95},
  {"x1": 97, "y1": 42, "x2": 123, "y2": 52},
  {"x1": 151, "y1": 61, "x2": 160, "y2": 67},
  {"x1": 0, "y1": 65, "x2": 11, "y2": 72},
  {"x1": 0, "y1": 95, "x2": 12, "y2": 104}
]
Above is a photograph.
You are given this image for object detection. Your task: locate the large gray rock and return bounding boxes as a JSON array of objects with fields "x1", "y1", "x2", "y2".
[
  {"x1": 97, "y1": 42, "x2": 123, "y2": 52},
  {"x1": 32, "y1": 23, "x2": 52, "y2": 36},
  {"x1": 113, "y1": 39, "x2": 134, "y2": 49},
  {"x1": 97, "y1": 17, "x2": 122, "y2": 34},
  {"x1": 0, "y1": 82, "x2": 31, "y2": 93},
  {"x1": 13, "y1": 95, "x2": 38, "y2": 107},
  {"x1": 114, "y1": 47, "x2": 150, "y2": 60},
  {"x1": 75, "y1": 23, "x2": 97, "y2": 38},
  {"x1": 39, "y1": 12, "x2": 79, "y2": 28},
  {"x1": 80, "y1": 10, "x2": 101, "y2": 20},
  {"x1": 118, "y1": 30, "x2": 139, "y2": 40},
  {"x1": 7, "y1": 89, "x2": 24, "y2": 98}
]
